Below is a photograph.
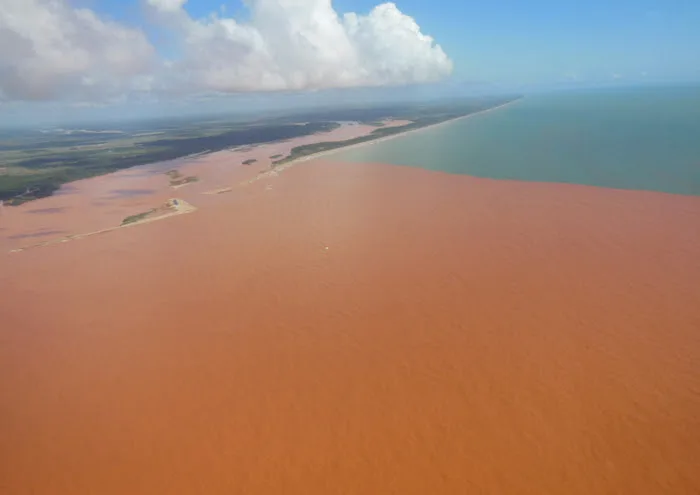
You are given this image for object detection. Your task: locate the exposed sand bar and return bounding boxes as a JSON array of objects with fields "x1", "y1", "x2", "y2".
[{"x1": 1, "y1": 159, "x2": 699, "y2": 494}]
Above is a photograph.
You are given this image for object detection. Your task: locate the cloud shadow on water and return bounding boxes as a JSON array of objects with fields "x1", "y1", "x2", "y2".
[
  {"x1": 54, "y1": 185, "x2": 80, "y2": 196},
  {"x1": 106, "y1": 189, "x2": 157, "y2": 199},
  {"x1": 8, "y1": 229, "x2": 66, "y2": 240},
  {"x1": 25, "y1": 207, "x2": 67, "y2": 214},
  {"x1": 119, "y1": 169, "x2": 162, "y2": 178}
]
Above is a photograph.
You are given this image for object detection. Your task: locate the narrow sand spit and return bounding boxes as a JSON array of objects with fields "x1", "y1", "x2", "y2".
[
  {"x1": 236, "y1": 101, "x2": 520, "y2": 188},
  {"x1": 7, "y1": 199, "x2": 196, "y2": 253},
  {"x1": 1, "y1": 159, "x2": 699, "y2": 494}
]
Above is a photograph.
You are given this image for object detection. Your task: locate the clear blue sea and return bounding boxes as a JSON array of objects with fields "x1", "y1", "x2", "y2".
[{"x1": 333, "y1": 86, "x2": 700, "y2": 196}]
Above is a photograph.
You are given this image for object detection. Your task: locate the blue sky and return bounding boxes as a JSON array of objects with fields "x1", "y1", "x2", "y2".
[
  {"x1": 1, "y1": 0, "x2": 699, "y2": 125},
  {"x1": 89, "y1": 0, "x2": 700, "y2": 86},
  {"x1": 371, "y1": 0, "x2": 695, "y2": 85}
]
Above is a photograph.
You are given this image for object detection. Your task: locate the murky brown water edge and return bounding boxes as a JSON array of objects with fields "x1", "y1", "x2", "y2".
[{"x1": 1, "y1": 160, "x2": 699, "y2": 494}]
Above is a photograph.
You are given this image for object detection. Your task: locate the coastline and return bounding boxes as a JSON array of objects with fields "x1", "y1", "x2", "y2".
[
  {"x1": 272, "y1": 99, "x2": 521, "y2": 169},
  {"x1": 0, "y1": 100, "x2": 516, "y2": 208},
  {"x1": 1, "y1": 99, "x2": 520, "y2": 251},
  {"x1": 241, "y1": 98, "x2": 521, "y2": 186}
]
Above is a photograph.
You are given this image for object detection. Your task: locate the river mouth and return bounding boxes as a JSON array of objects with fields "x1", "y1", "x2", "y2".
[{"x1": 2, "y1": 158, "x2": 699, "y2": 494}]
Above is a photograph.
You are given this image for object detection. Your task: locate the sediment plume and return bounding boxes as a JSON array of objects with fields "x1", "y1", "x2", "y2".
[{"x1": 1, "y1": 159, "x2": 699, "y2": 494}]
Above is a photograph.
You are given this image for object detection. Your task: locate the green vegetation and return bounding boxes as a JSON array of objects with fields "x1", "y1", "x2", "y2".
[
  {"x1": 1, "y1": 96, "x2": 520, "y2": 204},
  {"x1": 242, "y1": 158, "x2": 258, "y2": 165},
  {"x1": 0, "y1": 121, "x2": 339, "y2": 204},
  {"x1": 272, "y1": 96, "x2": 520, "y2": 166},
  {"x1": 270, "y1": 154, "x2": 283, "y2": 159},
  {"x1": 165, "y1": 169, "x2": 198, "y2": 186},
  {"x1": 121, "y1": 209, "x2": 155, "y2": 226},
  {"x1": 170, "y1": 175, "x2": 199, "y2": 187},
  {"x1": 0, "y1": 166, "x2": 95, "y2": 205}
]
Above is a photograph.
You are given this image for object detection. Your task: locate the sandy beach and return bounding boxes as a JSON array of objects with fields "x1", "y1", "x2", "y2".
[{"x1": 1, "y1": 155, "x2": 699, "y2": 494}]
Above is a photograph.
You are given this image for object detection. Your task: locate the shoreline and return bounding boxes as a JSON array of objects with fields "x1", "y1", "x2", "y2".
[
  {"x1": 1, "y1": 99, "x2": 519, "y2": 208},
  {"x1": 0, "y1": 100, "x2": 516, "y2": 208},
  {"x1": 241, "y1": 99, "x2": 521, "y2": 186},
  {"x1": 1, "y1": 99, "x2": 520, "y2": 251},
  {"x1": 239, "y1": 96, "x2": 524, "y2": 188},
  {"x1": 274, "y1": 99, "x2": 520, "y2": 167}
]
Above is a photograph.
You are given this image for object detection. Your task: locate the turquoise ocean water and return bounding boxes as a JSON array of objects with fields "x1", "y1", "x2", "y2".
[{"x1": 333, "y1": 86, "x2": 700, "y2": 196}]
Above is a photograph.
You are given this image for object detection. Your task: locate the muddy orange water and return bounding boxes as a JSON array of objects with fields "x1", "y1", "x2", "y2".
[
  {"x1": 0, "y1": 121, "x2": 401, "y2": 252},
  {"x1": 1, "y1": 159, "x2": 699, "y2": 494}
]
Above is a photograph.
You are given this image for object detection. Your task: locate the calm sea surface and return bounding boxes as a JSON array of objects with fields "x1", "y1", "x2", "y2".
[{"x1": 333, "y1": 86, "x2": 700, "y2": 196}]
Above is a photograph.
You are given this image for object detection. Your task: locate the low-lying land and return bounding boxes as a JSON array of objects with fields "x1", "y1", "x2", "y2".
[
  {"x1": 272, "y1": 98, "x2": 519, "y2": 165},
  {"x1": 0, "y1": 121, "x2": 339, "y2": 204},
  {"x1": 0, "y1": 96, "x2": 519, "y2": 205},
  {"x1": 8, "y1": 198, "x2": 195, "y2": 253}
]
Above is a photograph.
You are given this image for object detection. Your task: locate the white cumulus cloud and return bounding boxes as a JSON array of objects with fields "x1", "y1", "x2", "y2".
[
  {"x1": 0, "y1": 0, "x2": 453, "y2": 102},
  {"x1": 151, "y1": 0, "x2": 453, "y2": 93},
  {"x1": 148, "y1": 0, "x2": 188, "y2": 13},
  {"x1": 0, "y1": 0, "x2": 155, "y2": 101}
]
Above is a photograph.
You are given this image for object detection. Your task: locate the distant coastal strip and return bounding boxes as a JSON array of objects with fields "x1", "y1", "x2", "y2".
[
  {"x1": 0, "y1": 96, "x2": 520, "y2": 206},
  {"x1": 269, "y1": 98, "x2": 522, "y2": 169}
]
